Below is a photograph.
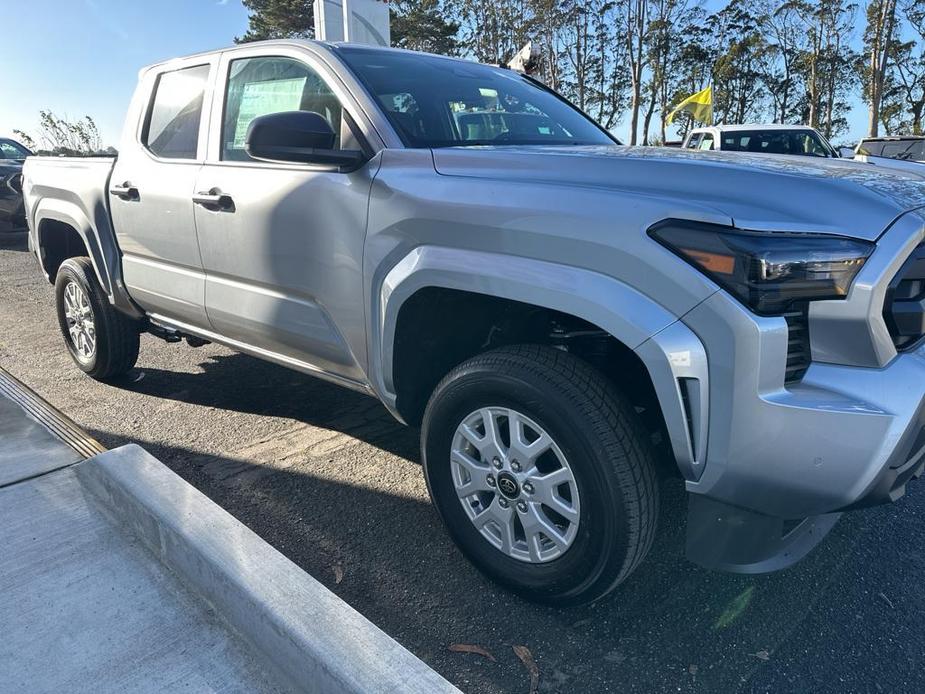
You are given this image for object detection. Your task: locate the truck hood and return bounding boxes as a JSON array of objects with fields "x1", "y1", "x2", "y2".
[{"x1": 432, "y1": 145, "x2": 925, "y2": 241}]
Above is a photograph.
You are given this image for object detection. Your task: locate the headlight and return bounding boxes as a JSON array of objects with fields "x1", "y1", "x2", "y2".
[{"x1": 649, "y1": 220, "x2": 874, "y2": 315}]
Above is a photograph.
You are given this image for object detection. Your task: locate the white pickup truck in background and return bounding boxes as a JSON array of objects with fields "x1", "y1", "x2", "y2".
[{"x1": 855, "y1": 136, "x2": 925, "y2": 174}]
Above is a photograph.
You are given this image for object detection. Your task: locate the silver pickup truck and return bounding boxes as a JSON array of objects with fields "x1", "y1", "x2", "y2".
[{"x1": 22, "y1": 40, "x2": 925, "y2": 606}]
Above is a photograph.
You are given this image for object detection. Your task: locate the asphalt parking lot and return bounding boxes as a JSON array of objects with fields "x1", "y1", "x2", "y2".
[{"x1": 2, "y1": 231, "x2": 924, "y2": 694}]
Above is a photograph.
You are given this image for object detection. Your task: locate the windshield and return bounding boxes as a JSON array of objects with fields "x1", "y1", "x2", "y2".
[
  {"x1": 337, "y1": 47, "x2": 616, "y2": 149},
  {"x1": 720, "y1": 130, "x2": 835, "y2": 157},
  {"x1": 861, "y1": 139, "x2": 925, "y2": 162}
]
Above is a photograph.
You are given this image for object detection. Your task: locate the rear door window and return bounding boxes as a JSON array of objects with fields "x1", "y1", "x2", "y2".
[
  {"x1": 144, "y1": 64, "x2": 210, "y2": 160},
  {"x1": 699, "y1": 133, "x2": 714, "y2": 150}
]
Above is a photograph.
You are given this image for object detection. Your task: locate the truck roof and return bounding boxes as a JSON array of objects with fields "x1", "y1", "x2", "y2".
[
  {"x1": 860, "y1": 135, "x2": 925, "y2": 142},
  {"x1": 140, "y1": 39, "x2": 477, "y2": 75}
]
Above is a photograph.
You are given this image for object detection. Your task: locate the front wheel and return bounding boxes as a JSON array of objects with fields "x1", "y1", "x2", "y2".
[
  {"x1": 54, "y1": 257, "x2": 140, "y2": 380},
  {"x1": 421, "y1": 345, "x2": 659, "y2": 606}
]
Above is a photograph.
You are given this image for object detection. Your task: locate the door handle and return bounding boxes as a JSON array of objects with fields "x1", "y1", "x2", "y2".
[
  {"x1": 192, "y1": 189, "x2": 235, "y2": 212},
  {"x1": 110, "y1": 182, "x2": 139, "y2": 201}
]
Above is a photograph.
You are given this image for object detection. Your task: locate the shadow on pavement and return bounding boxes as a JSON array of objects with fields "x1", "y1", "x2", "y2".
[
  {"x1": 85, "y1": 410, "x2": 914, "y2": 694},
  {"x1": 110, "y1": 351, "x2": 418, "y2": 460},
  {"x1": 0, "y1": 231, "x2": 29, "y2": 251}
]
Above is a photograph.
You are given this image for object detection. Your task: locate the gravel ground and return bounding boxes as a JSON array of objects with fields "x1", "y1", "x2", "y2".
[{"x1": 2, "y1": 232, "x2": 924, "y2": 693}]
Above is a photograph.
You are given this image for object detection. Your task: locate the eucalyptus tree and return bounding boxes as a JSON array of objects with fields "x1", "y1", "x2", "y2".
[
  {"x1": 624, "y1": 0, "x2": 650, "y2": 144},
  {"x1": 236, "y1": 0, "x2": 315, "y2": 42},
  {"x1": 863, "y1": 0, "x2": 900, "y2": 136},
  {"x1": 759, "y1": 0, "x2": 808, "y2": 122},
  {"x1": 710, "y1": 0, "x2": 772, "y2": 124},
  {"x1": 664, "y1": 11, "x2": 714, "y2": 138},
  {"x1": 641, "y1": 0, "x2": 695, "y2": 143},
  {"x1": 453, "y1": 0, "x2": 535, "y2": 64},
  {"x1": 391, "y1": 0, "x2": 460, "y2": 54},
  {"x1": 887, "y1": 0, "x2": 925, "y2": 133}
]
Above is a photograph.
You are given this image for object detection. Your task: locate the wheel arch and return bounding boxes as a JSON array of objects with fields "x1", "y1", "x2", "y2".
[
  {"x1": 34, "y1": 201, "x2": 109, "y2": 293},
  {"x1": 33, "y1": 197, "x2": 143, "y2": 319},
  {"x1": 372, "y1": 246, "x2": 711, "y2": 480}
]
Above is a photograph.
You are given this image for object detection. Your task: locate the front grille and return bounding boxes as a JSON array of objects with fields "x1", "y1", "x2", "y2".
[
  {"x1": 885, "y1": 243, "x2": 925, "y2": 351},
  {"x1": 784, "y1": 306, "x2": 811, "y2": 383}
]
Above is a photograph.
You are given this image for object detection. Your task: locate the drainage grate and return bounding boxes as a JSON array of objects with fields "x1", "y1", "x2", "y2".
[{"x1": 0, "y1": 367, "x2": 105, "y2": 459}]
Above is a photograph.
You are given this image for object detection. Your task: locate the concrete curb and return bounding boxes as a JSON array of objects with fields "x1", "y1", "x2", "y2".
[{"x1": 77, "y1": 445, "x2": 460, "y2": 694}]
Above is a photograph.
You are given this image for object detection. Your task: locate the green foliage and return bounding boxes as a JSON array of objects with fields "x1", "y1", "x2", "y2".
[
  {"x1": 231, "y1": 0, "x2": 924, "y2": 141},
  {"x1": 391, "y1": 0, "x2": 459, "y2": 55},
  {"x1": 11, "y1": 130, "x2": 36, "y2": 151},
  {"x1": 880, "y1": 0, "x2": 925, "y2": 134},
  {"x1": 236, "y1": 0, "x2": 314, "y2": 42},
  {"x1": 16, "y1": 111, "x2": 107, "y2": 156}
]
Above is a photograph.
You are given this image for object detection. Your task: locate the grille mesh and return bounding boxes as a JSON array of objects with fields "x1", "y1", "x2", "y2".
[{"x1": 885, "y1": 243, "x2": 925, "y2": 352}]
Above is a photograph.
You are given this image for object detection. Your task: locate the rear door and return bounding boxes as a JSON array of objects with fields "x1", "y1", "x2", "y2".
[
  {"x1": 110, "y1": 55, "x2": 218, "y2": 327},
  {"x1": 192, "y1": 45, "x2": 379, "y2": 384}
]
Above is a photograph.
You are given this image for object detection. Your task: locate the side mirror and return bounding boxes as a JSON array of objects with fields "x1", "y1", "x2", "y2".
[
  {"x1": 245, "y1": 111, "x2": 366, "y2": 170},
  {"x1": 838, "y1": 147, "x2": 856, "y2": 159}
]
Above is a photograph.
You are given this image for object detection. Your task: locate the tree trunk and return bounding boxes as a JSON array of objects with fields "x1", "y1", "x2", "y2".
[
  {"x1": 868, "y1": 0, "x2": 899, "y2": 137},
  {"x1": 642, "y1": 88, "x2": 657, "y2": 145},
  {"x1": 627, "y1": 0, "x2": 647, "y2": 145}
]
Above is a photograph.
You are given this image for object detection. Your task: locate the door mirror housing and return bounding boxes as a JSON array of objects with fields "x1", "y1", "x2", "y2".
[
  {"x1": 245, "y1": 111, "x2": 366, "y2": 171},
  {"x1": 838, "y1": 147, "x2": 856, "y2": 159}
]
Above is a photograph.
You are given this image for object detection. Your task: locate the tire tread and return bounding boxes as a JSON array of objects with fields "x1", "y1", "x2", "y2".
[
  {"x1": 429, "y1": 344, "x2": 659, "y2": 602},
  {"x1": 56, "y1": 257, "x2": 139, "y2": 380}
]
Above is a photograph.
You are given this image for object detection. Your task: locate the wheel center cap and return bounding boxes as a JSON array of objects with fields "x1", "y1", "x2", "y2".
[{"x1": 497, "y1": 472, "x2": 520, "y2": 499}]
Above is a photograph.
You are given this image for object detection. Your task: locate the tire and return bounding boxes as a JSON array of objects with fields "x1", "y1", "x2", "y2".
[
  {"x1": 54, "y1": 257, "x2": 139, "y2": 380},
  {"x1": 422, "y1": 344, "x2": 659, "y2": 606}
]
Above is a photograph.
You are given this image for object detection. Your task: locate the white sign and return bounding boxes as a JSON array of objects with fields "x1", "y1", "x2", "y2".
[{"x1": 314, "y1": 0, "x2": 390, "y2": 47}]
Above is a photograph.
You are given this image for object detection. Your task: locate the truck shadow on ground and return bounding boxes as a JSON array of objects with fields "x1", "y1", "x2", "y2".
[
  {"x1": 87, "y1": 420, "x2": 703, "y2": 694},
  {"x1": 96, "y1": 347, "x2": 923, "y2": 694},
  {"x1": 111, "y1": 350, "x2": 419, "y2": 460},
  {"x1": 0, "y1": 231, "x2": 29, "y2": 251}
]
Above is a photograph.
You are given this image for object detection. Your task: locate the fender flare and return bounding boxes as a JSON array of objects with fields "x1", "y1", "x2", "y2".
[
  {"x1": 370, "y1": 246, "x2": 710, "y2": 478},
  {"x1": 32, "y1": 197, "x2": 142, "y2": 318},
  {"x1": 34, "y1": 198, "x2": 111, "y2": 293}
]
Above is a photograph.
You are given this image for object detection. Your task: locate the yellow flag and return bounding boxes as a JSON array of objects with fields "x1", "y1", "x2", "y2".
[{"x1": 666, "y1": 86, "x2": 713, "y2": 125}]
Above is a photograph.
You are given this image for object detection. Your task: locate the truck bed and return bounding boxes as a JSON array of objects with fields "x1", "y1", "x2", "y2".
[
  {"x1": 23, "y1": 156, "x2": 116, "y2": 230},
  {"x1": 21, "y1": 155, "x2": 126, "y2": 305}
]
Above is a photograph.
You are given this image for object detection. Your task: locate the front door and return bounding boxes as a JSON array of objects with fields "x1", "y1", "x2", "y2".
[
  {"x1": 193, "y1": 50, "x2": 376, "y2": 383},
  {"x1": 110, "y1": 57, "x2": 217, "y2": 327}
]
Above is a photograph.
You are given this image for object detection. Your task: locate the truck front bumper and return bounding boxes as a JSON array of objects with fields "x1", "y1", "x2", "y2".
[{"x1": 668, "y1": 211, "x2": 925, "y2": 572}]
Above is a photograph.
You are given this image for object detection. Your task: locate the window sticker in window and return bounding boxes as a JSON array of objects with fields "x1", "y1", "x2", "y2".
[{"x1": 231, "y1": 77, "x2": 307, "y2": 150}]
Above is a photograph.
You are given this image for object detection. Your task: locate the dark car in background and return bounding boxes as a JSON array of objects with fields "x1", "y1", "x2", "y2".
[{"x1": 0, "y1": 137, "x2": 32, "y2": 232}]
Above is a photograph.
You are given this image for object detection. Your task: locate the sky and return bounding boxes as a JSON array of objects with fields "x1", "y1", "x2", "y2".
[{"x1": 0, "y1": 0, "x2": 872, "y2": 149}]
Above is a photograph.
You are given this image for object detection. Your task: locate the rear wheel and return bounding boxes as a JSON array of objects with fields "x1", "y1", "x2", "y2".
[
  {"x1": 54, "y1": 257, "x2": 139, "y2": 380},
  {"x1": 421, "y1": 344, "x2": 659, "y2": 606}
]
